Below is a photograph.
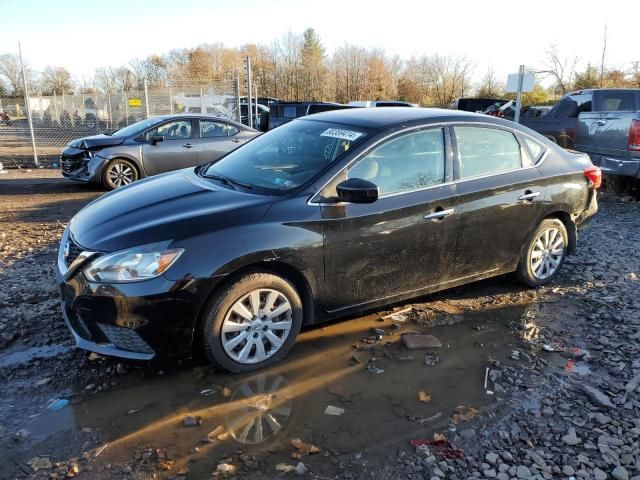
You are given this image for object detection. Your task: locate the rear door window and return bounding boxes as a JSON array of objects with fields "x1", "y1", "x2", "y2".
[
  {"x1": 595, "y1": 91, "x2": 637, "y2": 111},
  {"x1": 454, "y1": 127, "x2": 522, "y2": 178},
  {"x1": 347, "y1": 128, "x2": 445, "y2": 196},
  {"x1": 549, "y1": 92, "x2": 592, "y2": 117},
  {"x1": 200, "y1": 120, "x2": 239, "y2": 138}
]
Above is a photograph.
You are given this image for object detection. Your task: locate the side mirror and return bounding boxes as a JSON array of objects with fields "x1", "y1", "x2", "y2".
[
  {"x1": 150, "y1": 134, "x2": 164, "y2": 145},
  {"x1": 336, "y1": 178, "x2": 379, "y2": 204}
]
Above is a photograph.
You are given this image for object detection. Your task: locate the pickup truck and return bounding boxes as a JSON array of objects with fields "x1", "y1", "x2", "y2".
[{"x1": 520, "y1": 89, "x2": 640, "y2": 192}]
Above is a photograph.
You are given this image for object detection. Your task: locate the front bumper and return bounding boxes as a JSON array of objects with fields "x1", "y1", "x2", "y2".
[{"x1": 56, "y1": 231, "x2": 207, "y2": 360}]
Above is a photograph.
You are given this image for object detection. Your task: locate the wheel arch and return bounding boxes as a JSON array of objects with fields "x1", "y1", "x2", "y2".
[
  {"x1": 543, "y1": 211, "x2": 577, "y2": 254},
  {"x1": 191, "y1": 260, "x2": 317, "y2": 353},
  {"x1": 101, "y1": 154, "x2": 144, "y2": 179}
]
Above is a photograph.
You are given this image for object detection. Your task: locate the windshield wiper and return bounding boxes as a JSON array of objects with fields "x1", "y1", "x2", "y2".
[{"x1": 202, "y1": 172, "x2": 252, "y2": 190}]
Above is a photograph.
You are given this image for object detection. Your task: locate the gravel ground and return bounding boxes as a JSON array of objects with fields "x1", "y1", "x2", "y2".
[{"x1": 1, "y1": 171, "x2": 639, "y2": 480}]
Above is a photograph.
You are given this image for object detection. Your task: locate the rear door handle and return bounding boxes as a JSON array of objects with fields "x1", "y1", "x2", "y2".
[
  {"x1": 183, "y1": 143, "x2": 194, "y2": 148},
  {"x1": 424, "y1": 208, "x2": 454, "y2": 220},
  {"x1": 231, "y1": 138, "x2": 241, "y2": 143},
  {"x1": 518, "y1": 191, "x2": 540, "y2": 201},
  {"x1": 597, "y1": 119, "x2": 607, "y2": 126}
]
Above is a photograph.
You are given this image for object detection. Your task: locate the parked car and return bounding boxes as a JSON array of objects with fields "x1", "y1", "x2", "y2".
[
  {"x1": 239, "y1": 103, "x2": 270, "y2": 131},
  {"x1": 267, "y1": 101, "x2": 356, "y2": 129},
  {"x1": 515, "y1": 90, "x2": 595, "y2": 148},
  {"x1": 60, "y1": 114, "x2": 260, "y2": 190},
  {"x1": 348, "y1": 100, "x2": 418, "y2": 108},
  {"x1": 574, "y1": 89, "x2": 640, "y2": 194},
  {"x1": 57, "y1": 108, "x2": 599, "y2": 373},
  {"x1": 450, "y1": 98, "x2": 507, "y2": 112}
]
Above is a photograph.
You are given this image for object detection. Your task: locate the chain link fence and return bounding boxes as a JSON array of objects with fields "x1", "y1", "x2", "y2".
[{"x1": 0, "y1": 80, "x2": 241, "y2": 168}]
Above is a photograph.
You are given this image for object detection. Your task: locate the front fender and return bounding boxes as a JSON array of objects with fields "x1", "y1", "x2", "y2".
[{"x1": 94, "y1": 146, "x2": 146, "y2": 178}]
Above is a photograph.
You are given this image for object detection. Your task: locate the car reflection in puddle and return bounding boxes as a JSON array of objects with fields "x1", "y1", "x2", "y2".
[
  {"x1": 226, "y1": 374, "x2": 294, "y2": 445},
  {"x1": 22, "y1": 303, "x2": 534, "y2": 477}
]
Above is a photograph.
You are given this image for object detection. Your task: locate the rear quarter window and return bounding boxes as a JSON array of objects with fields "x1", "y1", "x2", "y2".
[{"x1": 522, "y1": 136, "x2": 545, "y2": 164}]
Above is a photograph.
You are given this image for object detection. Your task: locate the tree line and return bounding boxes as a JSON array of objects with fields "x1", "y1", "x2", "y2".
[{"x1": 1, "y1": 30, "x2": 639, "y2": 107}]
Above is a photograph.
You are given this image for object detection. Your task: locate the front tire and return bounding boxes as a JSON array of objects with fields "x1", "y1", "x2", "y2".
[
  {"x1": 202, "y1": 273, "x2": 303, "y2": 373},
  {"x1": 102, "y1": 158, "x2": 139, "y2": 190},
  {"x1": 516, "y1": 218, "x2": 568, "y2": 287}
]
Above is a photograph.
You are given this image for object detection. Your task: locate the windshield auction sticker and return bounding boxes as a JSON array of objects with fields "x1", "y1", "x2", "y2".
[{"x1": 320, "y1": 128, "x2": 363, "y2": 142}]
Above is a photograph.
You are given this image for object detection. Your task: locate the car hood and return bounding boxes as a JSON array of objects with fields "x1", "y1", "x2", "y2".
[
  {"x1": 70, "y1": 169, "x2": 273, "y2": 252},
  {"x1": 67, "y1": 134, "x2": 125, "y2": 149}
]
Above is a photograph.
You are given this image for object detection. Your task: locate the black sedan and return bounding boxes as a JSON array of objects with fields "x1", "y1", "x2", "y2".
[
  {"x1": 56, "y1": 108, "x2": 600, "y2": 372},
  {"x1": 60, "y1": 114, "x2": 260, "y2": 190}
]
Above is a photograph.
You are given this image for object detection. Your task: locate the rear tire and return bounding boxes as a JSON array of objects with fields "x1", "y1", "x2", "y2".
[
  {"x1": 201, "y1": 273, "x2": 303, "y2": 373},
  {"x1": 516, "y1": 218, "x2": 568, "y2": 287},
  {"x1": 102, "y1": 158, "x2": 139, "y2": 190}
]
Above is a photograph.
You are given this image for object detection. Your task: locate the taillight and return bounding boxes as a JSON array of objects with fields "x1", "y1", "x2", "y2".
[
  {"x1": 584, "y1": 165, "x2": 602, "y2": 189},
  {"x1": 629, "y1": 119, "x2": 640, "y2": 151}
]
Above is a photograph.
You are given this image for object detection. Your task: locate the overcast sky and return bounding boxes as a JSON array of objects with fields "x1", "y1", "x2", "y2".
[{"x1": 1, "y1": 0, "x2": 635, "y2": 85}]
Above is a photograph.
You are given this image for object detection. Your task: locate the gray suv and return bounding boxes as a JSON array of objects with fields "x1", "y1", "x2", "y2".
[{"x1": 61, "y1": 114, "x2": 260, "y2": 189}]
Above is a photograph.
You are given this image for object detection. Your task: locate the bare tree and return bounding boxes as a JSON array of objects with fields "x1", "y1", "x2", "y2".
[
  {"x1": 40, "y1": 66, "x2": 74, "y2": 95},
  {"x1": 0, "y1": 53, "x2": 30, "y2": 95},
  {"x1": 536, "y1": 44, "x2": 578, "y2": 95},
  {"x1": 629, "y1": 61, "x2": 640, "y2": 88},
  {"x1": 476, "y1": 67, "x2": 503, "y2": 98},
  {"x1": 600, "y1": 23, "x2": 607, "y2": 88}
]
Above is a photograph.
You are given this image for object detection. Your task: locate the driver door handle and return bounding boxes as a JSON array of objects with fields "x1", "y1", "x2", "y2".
[
  {"x1": 231, "y1": 138, "x2": 241, "y2": 143},
  {"x1": 597, "y1": 119, "x2": 607, "y2": 126},
  {"x1": 424, "y1": 208, "x2": 454, "y2": 220},
  {"x1": 183, "y1": 143, "x2": 194, "y2": 148}
]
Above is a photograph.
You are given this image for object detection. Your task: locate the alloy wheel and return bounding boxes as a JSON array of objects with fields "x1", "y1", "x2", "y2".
[
  {"x1": 108, "y1": 163, "x2": 135, "y2": 188},
  {"x1": 530, "y1": 227, "x2": 565, "y2": 280},
  {"x1": 221, "y1": 289, "x2": 293, "y2": 364}
]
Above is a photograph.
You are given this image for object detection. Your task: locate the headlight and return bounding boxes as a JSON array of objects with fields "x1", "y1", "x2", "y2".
[{"x1": 83, "y1": 243, "x2": 184, "y2": 283}]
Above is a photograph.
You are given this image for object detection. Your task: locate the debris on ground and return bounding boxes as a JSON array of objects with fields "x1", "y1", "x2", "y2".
[
  {"x1": 423, "y1": 353, "x2": 440, "y2": 366},
  {"x1": 410, "y1": 434, "x2": 464, "y2": 459},
  {"x1": 452, "y1": 405, "x2": 479, "y2": 423},
  {"x1": 290, "y1": 438, "x2": 320, "y2": 459},
  {"x1": 203, "y1": 425, "x2": 226, "y2": 443},
  {"x1": 214, "y1": 462, "x2": 236, "y2": 476},
  {"x1": 401, "y1": 333, "x2": 443, "y2": 349},
  {"x1": 324, "y1": 405, "x2": 345, "y2": 416},
  {"x1": 417, "y1": 391, "x2": 431, "y2": 403},
  {"x1": 182, "y1": 415, "x2": 203, "y2": 427},
  {"x1": 27, "y1": 456, "x2": 52, "y2": 471},
  {"x1": 366, "y1": 359, "x2": 384, "y2": 374},
  {"x1": 48, "y1": 398, "x2": 69, "y2": 411},
  {"x1": 276, "y1": 463, "x2": 297, "y2": 473}
]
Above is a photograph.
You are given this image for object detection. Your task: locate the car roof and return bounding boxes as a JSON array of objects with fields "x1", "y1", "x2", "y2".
[
  {"x1": 151, "y1": 113, "x2": 253, "y2": 130},
  {"x1": 299, "y1": 107, "x2": 516, "y2": 130}
]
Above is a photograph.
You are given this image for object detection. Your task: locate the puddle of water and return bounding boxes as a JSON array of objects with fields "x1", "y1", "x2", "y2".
[
  {"x1": 22, "y1": 304, "x2": 528, "y2": 477},
  {"x1": 0, "y1": 343, "x2": 69, "y2": 368}
]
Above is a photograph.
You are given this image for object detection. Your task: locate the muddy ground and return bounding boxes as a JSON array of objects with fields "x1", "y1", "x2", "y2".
[{"x1": 1, "y1": 170, "x2": 639, "y2": 480}]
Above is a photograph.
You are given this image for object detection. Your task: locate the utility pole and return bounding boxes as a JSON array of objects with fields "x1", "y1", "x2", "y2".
[
  {"x1": 18, "y1": 42, "x2": 38, "y2": 166},
  {"x1": 245, "y1": 56, "x2": 253, "y2": 129},
  {"x1": 514, "y1": 65, "x2": 525, "y2": 125}
]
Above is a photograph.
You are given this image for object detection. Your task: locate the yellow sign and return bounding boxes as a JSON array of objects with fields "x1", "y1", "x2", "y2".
[{"x1": 128, "y1": 98, "x2": 142, "y2": 107}]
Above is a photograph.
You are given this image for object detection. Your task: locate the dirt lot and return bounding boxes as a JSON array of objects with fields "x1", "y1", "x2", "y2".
[{"x1": 1, "y1": 170, "x2": 640, "y2": 480}]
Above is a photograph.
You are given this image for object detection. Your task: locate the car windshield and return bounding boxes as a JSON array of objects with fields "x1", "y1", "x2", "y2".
[
  {"x1": 203, "y1": 119, "x2": 369, "y2": 193},
  {"x1": 110, "y1": 117, "x2": 165, "y2": 138}
]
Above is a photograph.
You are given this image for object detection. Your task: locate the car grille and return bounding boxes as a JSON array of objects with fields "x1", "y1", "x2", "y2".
[
  {"x1": 61, "y1": 155, "x2": 87, "y2": 173},
  {"x1": 65, "y1": 236, "x2": 83, "y2": 267},
  {"x1": 98, "y1": 323, "x2": 155, "y2": 354}
]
